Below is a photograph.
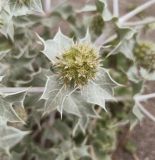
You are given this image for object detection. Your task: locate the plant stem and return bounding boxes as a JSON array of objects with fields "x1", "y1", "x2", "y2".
[
  {"x1": 123, "y1": 17, "x2": 155, "y2": 26},
  {"x1": 0, "y1": 87, "x2": 45, "y2": 93},
  {"x1": 95, "y1": 0, "x2": 155, "y2": 46},
  {"x1": 113, "y1": 0, "x2": 119, "y2": 17},
  {"x1": 43, "y1": 0, "x2": 52, "y2": 14},
  {"x1": 119, "y1": 0, "x2": 155, "y2": 24},
  {"x1": 0, "y1": 87, "x2": 132, "y2": 99},
  {"x1": 136, "y1": 101, "x2": 155, "y2": 122},
  {"x1": 134, "y1": 92, "x2": 155, "y2": 101},
  {"x1": 1, "y1": 87, "x2": 155, "y2": 103}
]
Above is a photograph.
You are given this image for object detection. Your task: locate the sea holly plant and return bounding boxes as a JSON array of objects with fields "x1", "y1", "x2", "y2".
[
  {"x1": 1, "y1": 0, "x2": 155, "y2": 160},
  {"x1": 127, "y1": 40, "x2": 155, "y2": 82},
  {"x1": 38, "y1": 29, "x2": 119, "y2": 130}
]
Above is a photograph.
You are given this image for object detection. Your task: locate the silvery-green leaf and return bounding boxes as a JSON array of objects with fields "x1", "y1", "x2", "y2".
[
  {"x1": 0, "y1": 1, "x2": 9, "y2": 12},
  {"x1": 0, "y1": 11, "x2": 14, "y2": 40},
  {"x1": 9, "y1": 0, "x2": 43, "y2": 16},
  {"x1": 55, "y1": 154, "x2": 66, "y2": 160},
  {"x1": 41, "y1": 76, "x2": 63, "y2": 113},
  {"x1": 38, "y1": 29, "x2": 73, "y2": 63},
  {"x1": 38, "y1": 35, "x2": 60, "y2": 63},
  {"x1": 4, "y1": 90, "x2": 27, "y2": 102},
  {"x1": 53, "y1": 29, "x2": 74, "y2": 52},
  {"x1": 96, "y1": 68, "x2": 120, "y2": 88},
  {"x1": 47, "y1": 88, "x2": 81, "y2": 117},
  {"x1": 0, "y1": 117, "x2": 7, "y2": 126},
  {"x1": 73, "y1": 116, "x2": 90, "y2": 135},
  {"x1": 0, "y1": 125, "x2": 29, "y2": 150},
  {"x1": 81, "y1": 68, "x2": 119, "y2": 110},
  {"x1": 119, "y1": 40, "x2": 135, "y2": 60},
  {"x1": 0, "y1": 76, "x2": 4, "y2": 82},
  {"x1": 0, "y1": 97, "x2": 24, "y2": 124},
  {"x1": 108, "y1": 25, "x2": 136, "y2": 58},
  {"x1": 9, "y1": 2, "x2": 29, "y2": 16},
  {"x1": 42, "y1": 76, "x2": 80, "y2": 117},
  {"x1": 116, "y1": 23, "x2": 136, "y2": 40},
  {"x1": 77, "y1": 0, "x2": 113, "y2": 21},
  {"x1": 133, "y1": 105, "x2": 144, "y2": 121},
  {"x1": 99, "y1": 0, "x2": 112, "y2": 21},
  {"x1": 79, "y1": 29, "x2": 91, "y2": 44},
  {"x1": 127, "y1": 65, "x2": 140, "y2": 83},
  {"x1": 41, "y1": 75, "x2": 59, "y2": 99},
  {"x1": 81, "y1": 81, "x2": 113, "y2": 110},
  {"x1": 78, "y1": 116, "x2": 89, "y2": 134},
  {"x1": 140, "y1": 68, "x2": 155, "y2": 81},
  {"x1": 45, "y1": 88, "x2": 64, "y2": 107},
  {"x1": 76, "y1": 4, "x2": 96, "y2": 13},
  {"x1": 29, "y1": 0, "x2": 43, "y2": 13},
  {"x1": 59, "y1": 94, "x2": 81, "y2": 117},
  {"x1": 0, "y1": 91, "x2": 27, "y2": 124},
  {"x1": 73, "y1": 92, "x2": 99, "y2": 118},
  {"x1": 74, "y1": 146, "x2": 90, "y2": 158},
  {"x1": 0, "y1": 49, "x2": 10, "y2": 60}
]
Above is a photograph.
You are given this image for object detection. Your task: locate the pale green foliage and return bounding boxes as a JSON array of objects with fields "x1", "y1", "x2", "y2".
[
  {"x1": 77, "y1": 0, "x2": 112, "y2": 21},
  {"x1": 0, "y1": 0, "x2": 43, "y2": 39},
  {"x1": 99, "y1": 0, "x2": 113, "y2": 21},
  {"x1": 0, "y1": 91, "x2": 29, "y2": 156},
  {"x1": 0, "y1": 0, "x2": 155, "y2": 159},
  {"x1": 0, "y1": 125, "x2": 29, "y2": 151},
  {"x1": 0, "y1": 91, "x2": 27, "y2": 124},
  {"x1": 0, "y1": 11, "x2": 14, "y2": 40},
  {"x1": 133, "y1": 105, "x2": 144, "y2": 121},
  {"x1": 38, "y1": 29, "x2": 74, "y2": 63},
  {"x1": 9, "y1": 0, "x2": 43, "y2": 16}
]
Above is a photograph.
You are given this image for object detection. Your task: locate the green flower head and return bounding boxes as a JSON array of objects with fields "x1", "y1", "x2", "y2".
[
  {"x1": 38, "y1": 29, "x2": 119, "y2": 126},
  {"x1": 55, "y1": 43, "x2": 100, "y2": 87},
  {"x1": 134, "y1": 41, "x2": 155, "y2": 71}
]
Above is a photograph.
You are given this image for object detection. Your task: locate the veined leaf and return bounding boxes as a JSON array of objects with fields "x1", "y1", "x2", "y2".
[
  {"x1": 0, "y1": 124, "x2": 29, "y2": 151},
  {"x1": 0, "y1": 91, "x2": 27, "y2": 124},
  {"x1": 99, "y1": 0, "x2": 112, "y2": 21},
  {"x1": 9, "y1": 0, "x2": 43, "y2": 16}
]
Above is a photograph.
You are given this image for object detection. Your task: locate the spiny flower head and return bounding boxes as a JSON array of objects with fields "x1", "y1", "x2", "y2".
[
  {"x1": 134, "y1": 41, "x2": 155, "y2": 71},
  {"x1": 55, "y1": 43, "x2": 100, "y2": 86}
]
